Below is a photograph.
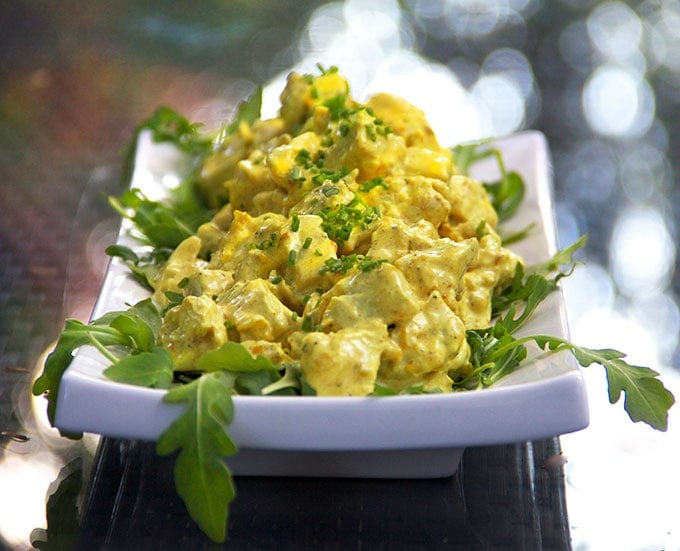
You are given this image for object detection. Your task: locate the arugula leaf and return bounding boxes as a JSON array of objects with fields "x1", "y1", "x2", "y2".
[
  {"x1": 497, "y1": 222, "x2": 535, "y2": 246},
  {"x1": 116, "y1": 298, "x2": 164, "y2": 340},
  {"x1": 32, "y1": 300, "x2": 163, "y2": 431},
  {"x1": 258, "y1": 363, "x2": 317, "y2": 396},
  {"x1": 460, "y1": 323, "x2": 528, "y2": 390},
  {"x1": 108, "y1": 189, "x2": 207, "y2": 251},
  {"x1": 109, "y1": 311, "x2": 157, "y2": 353},
  {"x1": 32, "y1": 320, "x2": 132, "y2": 432},
  {"x1": 141, "y1": 106, "x2": 213, "y2": 156},
  {"x1": 492, "y1": 236, "x2": 586, "y2": 321},
  {"x1": 120, "y1": 106, "x2": 213, "y2": 189},
  {"x1": 451, "y1": 139, "x2": 493, "y2": 175},
  {"x1": 461, "y1": 237, "x2": 675, "y2": 431},
  {"x1": 463, "y1": 322, "x2": 675, "y2": 430},
  {"x1": 111, "y1": 107, "x2": 217, "y2": 266},
  {"x1": 103, "y1": 348, "x2": 174, "y2": 389},
  {"x1": 452, "y1": 139, "x2": 525, "y2": 221},
  {"x1": 194, "y1": 342, "x2": 277, "y2": 373},
  {"x1": 527, "y1": 235, "x2": 587, "y2": 277},
  {"x1": 484, "y1": 170, "x2": 525, "y2": 222},
  {"x1": 105, "y1": 245, "x2": 164, "y2": 290},
  {"x1": 531, "y1": 336, "x2": 675, "y2": 431},
  {"x1": 156, "y1": 372, "x2": 238, "y2": 543},
  {"x1": 493, "y1": 270, "x2": 558, "y2": 333},
  {"x1": 221, "y1": 86, "x2": 263, "y2": 138}
]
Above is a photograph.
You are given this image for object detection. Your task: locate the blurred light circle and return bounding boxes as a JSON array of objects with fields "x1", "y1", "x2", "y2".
[
  {"x1": 366, "y1": 51, "x2": 483, "y2": 145},
  {"x1": 617, "y1": 141, "x2": 673, "y2": 203},
  {"x1": 305, "y1": 3, "x2": 345, "y2": 52},
  {"x1": 609, "y1": 207, "x2": 675, "y2": 298},
  {"x1": 628, "y1": 293, "x2": 680, "y2": 363},
  {"x1": 557, "y1": 0, "x2": 595, "y2": 9},
  {"x1": 560, "y1": 139, "x2": 617, "y2": 204},
  {"x1": 587, "y1": 1, "x2": 642, "y2": 61},
  {"x1": 471, "y1": 74, "x2": 525, "y2": 135},
  {"x1": 558, "y1": 20, "x2": 593, "y2": 75},
  {"x1": 555, "y1": 202, "x2": 587, "y2": 250},
  {"x1": 406, "y1": 0, "x2": 531, "y2": 42},
  {"x1": 582, "y1": 65, "x2": 655, "y2": 138},
  {"x1": 510, "y1": 0, "x2": 537, "y2": 12},
  {"x1": 447, "y1": 57, "x2": 481, "y2": 88},
  {"x1": 343, "y1": 0, "x2": 402, "y2": 42},
  {"x1": 561, "y1": 260, "x2": 616, "y2": 322},
  {"x1": 481, "y1": 48, "x2": 535, "y2": 98},
  {"x1": 291, "y1": 0, "x2": 406, "y2": 102},
  {"x1": 572, "y1": 307, "x2": 661, "y2": 369},
  {"x1": 404, "y1": 0, "x2": 446, "y2": 19},
  {"x1": 443, "y1": 0, "x2": 509, "y2": 38},
  {"x1": 644, "y1": 6, "x2": 680, "y2": 74}
]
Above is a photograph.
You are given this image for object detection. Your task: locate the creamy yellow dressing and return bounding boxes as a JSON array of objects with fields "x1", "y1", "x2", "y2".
[{"x1": 154, "y1": 68, "x2": 522, "y2": 395}]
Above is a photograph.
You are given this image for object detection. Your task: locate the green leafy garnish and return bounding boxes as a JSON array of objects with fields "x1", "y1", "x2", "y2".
[
  {"x1": 156, "y1": 372, "x2": 238, "y2": 543},
  {"x1": 484, "y1": 170, "x2": 525, "y2": 222},
  {"x1": 527, "y1": 234, "x2": 588, "y2": 277},
  {"x1": 261, "y1": 362, "x2": 304, "y2": 395},
  {"x1": 120, "y1": 107, "x2": 213, "y2": 189},
  {"x1": 195, "y1": 342, "x2": 277, "y2": 373},
  {"x1": 452, "y1": 139, "x2": 525, "y2": 221},
  {"x1": 108, "y1": 187, "x2": 211, "y2": 251},
  {"x1": 235, "y1": 369, "x2": 292, "y2": 396},
  {"x1": 323, "y1": 93, "x2": 350, "y2": 122},
  {"x1": 103, "y1": 348, "x2": 174, "y2": 388},
  {"x1": 491, "y1": 236, "x2": 586, "y2": 319},
  {"x1": 32, "y1": 300, "x2": 163, "y2": 433},
  {"x1": 459, "y1": 238, "x2": 675, "y2": 431},
  {"x1": 35, "y1": 319, "x2": 131, "y2": 425},
  {"x1": 312, "y1": 168, "x2": 348, "y2": 187},
  {"x1": 451, "y1": 139, "x2": 493, "y2": 176},
  {"x1": 104, "y1": 244, "x2": 163, "y2": 290},
  {"x1": 534, "y1": 337, "x2": 673, "y2": 431},
  {"x1": 319, "y1": 254, "x2": 387, "y2": 275},
  {"x1": 358, "y1": 176, "x2": 388, "y2": 192},
  {"x1": 111, "y1": 105, "x2": 217, "y2": 281},
  {"x1": 141, "y1": 106, "x2": 213, "y2": 156},
  {"x1": 318, "y1": 195, "x2": 380, "y2": 246},
  {"x1": 316, "y1": 63, "x2": 339, "y2": 75},
  {"x1": 220, "y1": 86, "x2": 263, "y2": 139}
]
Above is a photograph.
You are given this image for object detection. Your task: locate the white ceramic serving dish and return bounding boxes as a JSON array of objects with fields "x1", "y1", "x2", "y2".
[{"x1": 54, "y1": 129, "x2": 589, "y2": 478}]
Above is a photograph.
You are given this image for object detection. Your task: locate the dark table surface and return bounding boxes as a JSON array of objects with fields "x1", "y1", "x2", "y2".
[{"x1": 2, "y1": 2, "x2": 679, "y2": 550}]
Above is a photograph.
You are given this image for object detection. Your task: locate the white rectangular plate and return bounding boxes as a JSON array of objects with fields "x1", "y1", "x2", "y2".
[{"x1": 54, "y1": 130, "x2": 589, "y2": 478}]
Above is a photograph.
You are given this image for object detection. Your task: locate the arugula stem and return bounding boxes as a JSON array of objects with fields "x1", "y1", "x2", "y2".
[
  {"x1": 492, "y1": 148, "x2": 507, "y2": 179},
  {"x1": 108, "y1": 196, "x2": 131, "y2": 220},
  {"x1": 87, "y1": 333, "x2": 121, "y2": 365},
  {"x1": 485, "y1": 334, "x2": 572, "y2": 365},
  {"x1": 261, "y1": 366, "x2": 301, "y2": 395}
]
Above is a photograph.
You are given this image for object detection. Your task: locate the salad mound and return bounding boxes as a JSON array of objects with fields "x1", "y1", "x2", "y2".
[
  {"x1": 33, "y1": 65, "x2": 674, "y2": 543},
  {"x1": 152, "y1": 67, "x2": 521, "y2": 396}
]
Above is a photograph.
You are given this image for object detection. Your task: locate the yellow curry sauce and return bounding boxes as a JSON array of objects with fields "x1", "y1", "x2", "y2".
[{"x1": 153, "y1": 68, "x2": 522, "y2": 396}]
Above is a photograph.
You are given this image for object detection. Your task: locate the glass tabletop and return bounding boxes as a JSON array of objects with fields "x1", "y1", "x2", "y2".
[{"x1": 2, "y1": 2, "x2": 679, "y2": 549}]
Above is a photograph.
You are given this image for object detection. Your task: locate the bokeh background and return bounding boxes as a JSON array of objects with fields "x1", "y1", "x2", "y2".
[{"x1": 1, "y1": 1, "x2": 679, "y2": 549}]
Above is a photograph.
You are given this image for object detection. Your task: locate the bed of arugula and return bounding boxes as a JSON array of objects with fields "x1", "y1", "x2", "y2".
[{"x1": 32, "y1": 89, "x2": 675, "y2": 543}]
